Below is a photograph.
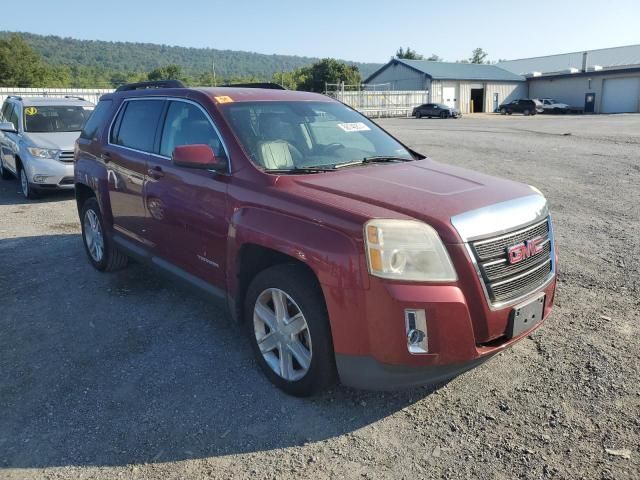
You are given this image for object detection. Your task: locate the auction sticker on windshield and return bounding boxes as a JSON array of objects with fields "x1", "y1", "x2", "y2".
[{"x1": 338, "y1": 122, "x2": 370, "y2": 132}]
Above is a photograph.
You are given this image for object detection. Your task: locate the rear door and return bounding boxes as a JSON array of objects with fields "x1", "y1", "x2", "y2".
[
  {"x1": 105, "y1": 98, "x2": 165, "y2": 245},
  {"x1": 143, "y1": 98, "x2": 229, "y2": 289}
]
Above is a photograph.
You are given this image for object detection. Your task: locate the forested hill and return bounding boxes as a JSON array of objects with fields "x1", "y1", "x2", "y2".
[{"x1": 1, "y1": 31, "x2": 381, "y2": 81}]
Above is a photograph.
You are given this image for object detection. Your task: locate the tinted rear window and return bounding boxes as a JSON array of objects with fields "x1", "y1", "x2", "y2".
[
  {"x1": 112, "y1": 99, "x2": 165, "y2": 152},
  {"x1": 80, "y1": 99, "x2": 112, "y2": 140}
]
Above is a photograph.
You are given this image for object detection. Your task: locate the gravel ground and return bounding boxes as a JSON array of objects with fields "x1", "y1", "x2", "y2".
[{"x1": 1, "y1": 113, "x2": 638, "y2": 480}]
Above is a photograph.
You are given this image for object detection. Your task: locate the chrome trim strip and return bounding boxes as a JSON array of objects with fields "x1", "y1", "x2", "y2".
[
  {"x1": 106, "y1": 96, "x2": 231, "y2": 174},
  {"x1": 482, "y1": 238, "x2": 551, "y2": 267},
  {"x1": 451, "y1": 194, "x2": 548, "y2": 243},
  {"x1": 490, "y1": 258, "x2": 552, "y2": 288}
]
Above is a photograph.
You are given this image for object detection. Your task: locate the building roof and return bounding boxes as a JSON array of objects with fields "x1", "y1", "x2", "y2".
[
  {"x1": 497, "y1": 44, "x2": 640, "y2": 75},
  {"x1": 365, "y1": 59, "x2": 526, "y2": 83}
]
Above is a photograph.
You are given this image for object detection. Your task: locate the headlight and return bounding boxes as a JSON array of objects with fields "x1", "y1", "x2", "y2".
[
  {"x1": 27, "y1": 147, "x2": 60, "y2": 159},
  {"x1": 364, "y1": 219, "x2": 457, "y2": 282}
]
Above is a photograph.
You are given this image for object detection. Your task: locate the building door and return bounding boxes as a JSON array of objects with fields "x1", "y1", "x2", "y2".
[
  {"x1": 601, "y1": 77, "x2": 640, "y2": 113},
  {"x1": 470, "y1": 88, "x2": 485, "y2": 113},
  {"x1": 584, "y1": 93, "x2": 596, "y2": 113},
  {"x1": 443, "y1": 86, "x2": 456, "y2": 109}
]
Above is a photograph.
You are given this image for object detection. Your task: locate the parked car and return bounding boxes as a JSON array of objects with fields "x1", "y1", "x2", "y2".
[
  {"x1": 537, "y1": 98, "x2": 582, "y2": 114},
  {"x1": 0, "y1": 96, "x2": 95, "y2": 198},
  {"x1": 498, "y1": 99, "x2": 542, "y2": 116},
  {"x1": 75, "y1": 80, "x2": 557, "y2": 396},
  {"x1": 413, "y1": 103, "x2": 461, "y2": 119}
]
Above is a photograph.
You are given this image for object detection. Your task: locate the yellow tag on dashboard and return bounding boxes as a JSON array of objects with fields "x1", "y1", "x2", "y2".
[
  {"x1": 25, "y1": 107, "x2": 38, "y2": 115},
  {"x1": 214, "y1": 96, "x2": 234, "y2": 104}
]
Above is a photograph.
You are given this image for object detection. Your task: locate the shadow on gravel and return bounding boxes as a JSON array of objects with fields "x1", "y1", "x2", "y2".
[
  {"x1": 0, "y1": 177, "x2": 75, "y2": 206},
  {"x1": 0, "y1": 233, "x2": 439, "y2": 470}
]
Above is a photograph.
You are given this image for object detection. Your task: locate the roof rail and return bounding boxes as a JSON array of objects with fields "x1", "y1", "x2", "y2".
[
  {"x1": 64, "y1": 95, "x2": 86, "y2": 101},
  {"x1": 115, "y1": 80, "x2": 185, "y2": 92},
  {"x1": 223, "y1": 82, "x2": 286, "y2": 90},
  {"x1": 6, "y1": 95, "x2": 22, "y2": 101}
]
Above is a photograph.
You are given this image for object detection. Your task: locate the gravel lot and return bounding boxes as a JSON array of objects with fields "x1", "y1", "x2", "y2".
[{"x1": 1, "y1": 113, "x2": 639, "y2": 480}]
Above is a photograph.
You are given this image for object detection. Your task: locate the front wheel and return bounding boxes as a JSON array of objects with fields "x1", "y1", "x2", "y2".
[
  {"x1": 415, "y1": 112, "x2": 422, "y2": 119},
  {"x1": 523, "y1": 109, "x2": 531, "y2": 116},
  {"x1": 500, "y1": 108, "x2": 507, "y2": 115},
  {"x1": 245, "y1": 264, "x2": 336, "y2": 396},
  {"x1": 19, "y1": 167, "x2": 38, "y2": 199},
  {"x1": 80, "y1": 197, "x2": 128, "y2": 272}
]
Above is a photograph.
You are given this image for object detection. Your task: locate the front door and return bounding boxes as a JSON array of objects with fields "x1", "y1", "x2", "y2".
[
  {"x1": 106, "y1": 98, "x2": 165, "y2": 244},
  {"x1": 144, "y1": 99, "x2": 229, "y2": 289},
  {"x1": 584, "y1": 93, "x2": 596, "y2": 113}
]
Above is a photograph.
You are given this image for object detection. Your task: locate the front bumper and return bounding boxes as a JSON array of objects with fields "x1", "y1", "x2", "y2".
[
  {"x1": 22, "y1": 155, "x2": 74, "y2": 190},
  {"x1": 325, "y1": 273, "x2": 556, "y2": 390}
]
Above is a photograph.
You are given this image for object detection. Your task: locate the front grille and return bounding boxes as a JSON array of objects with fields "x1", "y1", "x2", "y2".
[
  {"x1": 470, "y1": 218, "x2": 554, "y2": 305},
  {"x1": 59, "y1": 151, "x2": 75, "y2": 163}
]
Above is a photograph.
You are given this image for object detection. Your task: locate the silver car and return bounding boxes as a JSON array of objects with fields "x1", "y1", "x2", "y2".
[{"x1": 0, "y1": 96, "x2": 94, "y2": 199}]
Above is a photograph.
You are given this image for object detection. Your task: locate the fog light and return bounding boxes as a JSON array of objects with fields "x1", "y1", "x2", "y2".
[
  {"x1": 33, "y1": 175, "x2": 51, "y2": 183},
  {"x1": 405, "y1": 309, "x2": 428, "y2": 354}
]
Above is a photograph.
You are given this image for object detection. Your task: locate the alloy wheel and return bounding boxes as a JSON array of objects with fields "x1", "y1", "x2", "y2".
[
  {"x1": 253, "y1": 288, "x2": 312, "y2": 382},
  {"x1": 83, "y1": 209, "x2": 105, "y2": 262}
]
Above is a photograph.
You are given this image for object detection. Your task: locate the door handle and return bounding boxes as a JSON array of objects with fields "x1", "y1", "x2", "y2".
[
  {"x1": 148, "y1": 165, "x2": 164, "y2": 179},
  {"x1": 101, "y1": 152, "x2": 111, "y2": 163}
]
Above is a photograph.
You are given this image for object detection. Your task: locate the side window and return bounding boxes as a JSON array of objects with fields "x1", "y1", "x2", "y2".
[
  {"x1": 1, "y1": 102, "x2": 11, "y2": 120},
  {"x1": 112, "y1": 99, "x2": 164, "y2": 152},
  {"x1": 7, "y1": 104, "x2": 19, "y2": 130},
  {"x1": 159, "y1": 101, "x2": 224, "y2": 158},
  {"x1": 80, "y1": 99, "x2": 113, "y2": 140}
]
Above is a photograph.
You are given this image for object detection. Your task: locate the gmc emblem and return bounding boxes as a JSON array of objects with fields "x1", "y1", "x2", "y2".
[{"x1": 507, "y1": 236, "x2": 545, "y2": 264}]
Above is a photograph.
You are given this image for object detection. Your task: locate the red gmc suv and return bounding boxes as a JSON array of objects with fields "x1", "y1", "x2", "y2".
[{"x1": 74, "y1": 80, "x2": 557, "y2": 396}]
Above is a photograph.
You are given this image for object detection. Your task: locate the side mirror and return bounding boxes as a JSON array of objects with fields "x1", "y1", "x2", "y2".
[
  {"x1": 172, "y1": 144, "x2": 226, "y2": 171},
  {"x1": 0, "y1": 122, "x2": 17, "y2": 133}
]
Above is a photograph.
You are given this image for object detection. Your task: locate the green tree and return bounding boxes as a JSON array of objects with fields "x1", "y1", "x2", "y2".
[
  {"x1": 147, "y1": 64, "x2": 184, "y2": 81},
  {"x1": 294, "y1": 58, "x2": 361, "y2": 93},
  {"x1": 395, "y1": 47, "x2": 424, "y2": 60},
  {"x1": 469, "y1": 48, "x2": 489, "y2": 64},
  {"x1": 0, "y1": 34, "x2": 50, "y2": 86},
  {"x1": 426, "y1": 54, "x2": 443, "y2": 62}
]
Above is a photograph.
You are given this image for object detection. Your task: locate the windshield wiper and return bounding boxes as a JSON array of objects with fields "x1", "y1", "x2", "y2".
[
  {"x1": 334, "y1": 156, "x2": 414, "y2": 169},
  {"x1": 264, "y1": 166, "x2": 337, "y2": 174}
]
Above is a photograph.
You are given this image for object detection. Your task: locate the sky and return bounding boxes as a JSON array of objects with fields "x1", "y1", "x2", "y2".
[{"x1": 1, "y1": 0, "x2": 639, "y2": 63}]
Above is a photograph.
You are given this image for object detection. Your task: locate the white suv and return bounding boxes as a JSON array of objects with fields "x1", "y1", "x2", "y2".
[{"x1": 0, "y1": 96, "x2": 94, "y2": 199}]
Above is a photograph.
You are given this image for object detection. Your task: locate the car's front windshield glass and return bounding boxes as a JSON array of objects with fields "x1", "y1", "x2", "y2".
[
  {"x1": 221, "y1": 101, "x2": 413, "y2": 171},
  {"x1": 23, "y1": 105, "x2": 93, "y2": 133}
]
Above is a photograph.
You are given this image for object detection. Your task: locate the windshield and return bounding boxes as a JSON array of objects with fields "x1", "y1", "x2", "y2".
[
  {"x1": 23, "y1": 105, "x2": 93, "y2": 133},
  {"x1": 221, "y1": 101, "x2": 412, "y2": 171}
]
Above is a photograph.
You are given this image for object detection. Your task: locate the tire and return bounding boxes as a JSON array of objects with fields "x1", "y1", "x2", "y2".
[
  {"x1": 500, "y1": 108, "x2": 507, "y2": 115},
  {"x1": 523, "y1": 109, "x2": 531, "y2": 116},
  {"x1": 415, "y1": 112, "x2": 421, "y2": 119},
  {"x1": 0, "y1": 156, "x2": 12, "y2": 180},
  {"x1": 18, "y1": 166, "x2": 39, "y2": 199},
  {"x1": 245, "y1": 264, "x2": 336, "y2": 396},
  {"x1": 80, "y1": 197, "x2": 128, "y2": 272}
]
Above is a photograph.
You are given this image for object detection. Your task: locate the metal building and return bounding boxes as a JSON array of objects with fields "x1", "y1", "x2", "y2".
[
  {"x1": 363, "y1": 59, "x2": 527, "y2": 114},
  {"x1": 498, "y1": 45, "x2": 640, "y2": 113}
]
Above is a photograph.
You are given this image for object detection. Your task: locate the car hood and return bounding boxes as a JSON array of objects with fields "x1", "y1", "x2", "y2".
[
  {"x1": 292, "y1": 159, "x2": 539, "y2": 243},
  {"x1": 24, "y1": 131, "x2": 81, "y2": 151}
]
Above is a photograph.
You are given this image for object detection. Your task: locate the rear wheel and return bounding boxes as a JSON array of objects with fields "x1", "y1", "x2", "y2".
[
  {"x1": 500, "y1": 108, "x2": 507, "y2": 115},
  {"x1": 415, "y1": 111, "x2": 422, "y2": 119},
  {"x1": 80, "y1": 197, "x2": 128, "y2": 272},
  {"x1": 245, "y1": 264, "x2": 336, "y2": 396}
]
